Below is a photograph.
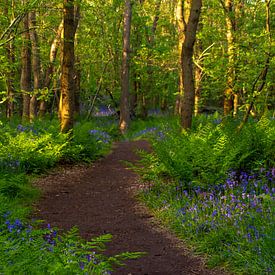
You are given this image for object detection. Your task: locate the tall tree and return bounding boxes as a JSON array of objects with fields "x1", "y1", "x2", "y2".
[
  {"x1": 59, "y1": 0, "x2": 78, "y2": 132},
  {"x1": 222, "y1": 0, "x2": 236, "y2": 116},
  {"x1": 175, "y1": 0, "x2": 188, "y2": 115},
  {"x1": 4, "y1": 0, "x2": 15, "y2": 118},
  {"x1": 29, "y1": 10, "x2": 41, "y2": 122},
  {"x1": 119, "y1": 0, "x2": 132, "y2": 134},
  {"x1": 20, "y1": 6, "x2": 31, "y2": 122},
  {"x1": 39, "y1": 20, "x2": 63, "y2": 116},
  {"x1": 181, "y1": 0, "x2": 202, "y2": 129}
]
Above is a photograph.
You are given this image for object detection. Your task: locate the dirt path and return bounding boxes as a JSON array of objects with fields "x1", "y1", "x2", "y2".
[{"x1": 34, "y1": 140, "x2": 226, "y2": 275}]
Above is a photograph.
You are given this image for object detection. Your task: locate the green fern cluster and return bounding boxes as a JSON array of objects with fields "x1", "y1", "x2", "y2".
[{"x1": 151, "y1": 115, "x2": 275, "y2": 189}]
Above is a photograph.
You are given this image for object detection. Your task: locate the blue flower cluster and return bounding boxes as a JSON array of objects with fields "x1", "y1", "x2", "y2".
[
  {"x1": 89, "y1": 129, "x2": 111, "y2": 144},
  {"x1": 0, "y1": 159, "x2": 20, "y2": 170},
  {"x1": 132, "y1": 127, "x2": 162, "y2": 139},
  {"x1": 1, "y1": 212, "x2": 106, "y2": 272},
  {"x1": 171, "y1": 167, "x2": 274, "y2": 272},
  {"x1": 93, "y1": 107, "x2": 116, "y2": 117},
  {"x1": 17, "y1": 124, "x2": 38, "y2": 135}
]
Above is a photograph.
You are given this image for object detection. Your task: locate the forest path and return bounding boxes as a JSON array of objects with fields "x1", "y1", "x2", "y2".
[{"x1": 34, "y1": 140, "x2": 225, "y2": 275}]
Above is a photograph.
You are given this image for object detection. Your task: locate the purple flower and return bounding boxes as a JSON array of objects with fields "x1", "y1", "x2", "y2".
[{"x1": 212, "y1": 210, "x2": 218, "y2": 217}]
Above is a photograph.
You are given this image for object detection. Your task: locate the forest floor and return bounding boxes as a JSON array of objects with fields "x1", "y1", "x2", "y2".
[{"x1": 34, "y1": 140, "x2": 227, "y2": 275}]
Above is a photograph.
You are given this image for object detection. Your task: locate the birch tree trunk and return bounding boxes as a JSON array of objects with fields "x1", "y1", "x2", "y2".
[{"x1": 119, "y1": 0, "x2": 132, "y2": 134}]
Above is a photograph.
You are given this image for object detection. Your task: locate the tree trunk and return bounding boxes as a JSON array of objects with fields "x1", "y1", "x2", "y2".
[
  {"x1": 194, "y1": 22, "x2": 203, "y2": 116},
  {"x1": 39, "y1": 20, "x2": 63, "y2": 116},
  {"x1": 181, "y1": 0, "x2": 202, "y2": 129},
  {"x1": 5, "y1": 41, "x2": 15, "y2": 118},
  {"x1": 119, "y1": 0, "x2": 132, "y2": 134},
  {"x1": 142, "y1": 0, "x2": 162, "y2": 118},
  {"x1": 223, "y1": 0, "x2": 235, "y2": 116},
  {"x1": 29, "y1": 11, "x2": 41, "y2": 122},
  {"x1": 60, "y1": 0, "x2": 77, "y2": 133},
  {"x1": 4, "y1": 0, "x2": 15, "y2": 118},
  {"x1": 20, "y1": 9, "x2": 32, "y2": 122},
  {"x1": 175, "y1": 0, "x2": 185, "y2": 115}
]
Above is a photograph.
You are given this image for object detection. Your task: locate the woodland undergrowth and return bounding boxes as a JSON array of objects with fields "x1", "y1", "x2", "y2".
[
  {"x1": 129, "y1": 113, "x2": 275, "y2": 275},
  {"x1": 0, "y1": 116, "x2": 142, "y2": 274}
]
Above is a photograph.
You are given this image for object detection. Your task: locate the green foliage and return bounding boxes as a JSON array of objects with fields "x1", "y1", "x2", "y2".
[
  {"x1": 0, "y1": 117, "x2": 142, "y2": 274},
  {"x1": 0, "y1": 217, "x2": 144, "y2": 274},
  {"x1": 149, "y1": 115, "x2": 275, "y2": 189},
  {"x1": 134, "y1": 115, "x2": 275, "y2": 274}
]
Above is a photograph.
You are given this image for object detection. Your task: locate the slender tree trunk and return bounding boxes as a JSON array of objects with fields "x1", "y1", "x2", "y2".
[
  {"x1": 60, "y1": 0, "x2": 77, "y2": 132},
  {"x1": 39, "y1": 21, "x2": 63, "y2": 116},
  {"x1": 175, "y1": 0, "x2": 185, "y2": 115},
  {"x1": 181, "y1": 0, "x2": 202, "y2": 129},
  {"x1": 194, "y1": 23, "x2": 203, "y2": 116},
  {"x1": 20, "y1": 9, "x2": 31, "y2": 122},
  {"x1": 5, "y1": 41, "x2": 15, "y2": 118},
  {"x1": 223, "y1": 0, "x2": 235, "y2": 116},
  {"x1": 141, "y1": 0, "x2": 162, "y2": 118},
  {"x1": 29, "y1": 11, "x2": 41, "y2": 122},
  {"x1": 119, "y1": 0, "x2": 132, "y2": 134},
  {"x1": 73, "y1": 6, "x2": 81, "y2": 115},
  {"x1": 74, "y1": 57, "x2": 81, "y2": 114},
  {"x1": 4, "y1": 0, "x2": 15, "y2": 118}
]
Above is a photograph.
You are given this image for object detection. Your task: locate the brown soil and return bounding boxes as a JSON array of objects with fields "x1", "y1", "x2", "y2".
[{"x1": 34, "y1": 140, "x2": 227, "y2": 275}]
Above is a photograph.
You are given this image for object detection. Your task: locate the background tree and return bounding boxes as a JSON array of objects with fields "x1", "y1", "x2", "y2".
[
  {"x1": 119, "y1": 0, "x2": 132, "y2": 134},
  {"x1": 20, "y1": 4, "x2": 31, "y2": 122},
  {"x1": 181, "y1": 0, "x2": 202, "y2": 129},
  {"x1": 60, "y1": 0, "x2": 78, "y2": 132}
]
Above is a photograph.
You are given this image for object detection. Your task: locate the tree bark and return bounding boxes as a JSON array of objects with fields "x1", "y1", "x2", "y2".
[
  {"x1": 119, "y1": 0, "x2": 132, "y2": 134},
  {"x1": 20, "y1": 9, "x2": 31, "y2": 122},
  {"x1": 175, "y1": 0, "x2": 185, "y2": 115},
  {"x1": 194, "y1": 22, "x2": 203, "y2": 116},
  {"x1": 4, "y1": 0, "x2": 15, "y2": 118},
  {"x1": 39, "y1": 20, "x2": 63, "y2": 116},
  {"x1": 60, "y1": 0, "x2": 77, "y2": 133},
  {"x1": 29, "y1": 11, "x2": 41, "y2": 122},
  {"x1": 181, "y1": 0, "x2": 202, "y2": 129},
  {"x1": 223, "y1": 0, "x2": 235, "y2": 116}
]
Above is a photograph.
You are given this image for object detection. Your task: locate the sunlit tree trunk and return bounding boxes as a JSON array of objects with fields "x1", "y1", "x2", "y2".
[
  {"x1": 181, "y1": 0, "x2": 202, "y2": 129},
  {"x1": 39, "y1": 21, "x2": 63, "y2": 117},
  {"x1": 60, "y1": 0, "x2": 77, "y2": 132},
  {"x1": 20, "y1": 9, "x2": 31, "y2": 122},
  {"x1": 223, "y1": 0, "x2": 235, "y2": 116},
  {"x1": 174, "y1": 0, "x2": 186, "y2": 115},
  {"x1": 29, "y1": 11, "x2": 41, "y2": 122},
  {"x1": 119, "y1": 0, "x2": 132, "y2": 134}
]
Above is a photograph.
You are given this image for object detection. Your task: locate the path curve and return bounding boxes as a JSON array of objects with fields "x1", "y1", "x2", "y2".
[{"x1": 34, "y1": 140, "x2": 226, "y2": 275}]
